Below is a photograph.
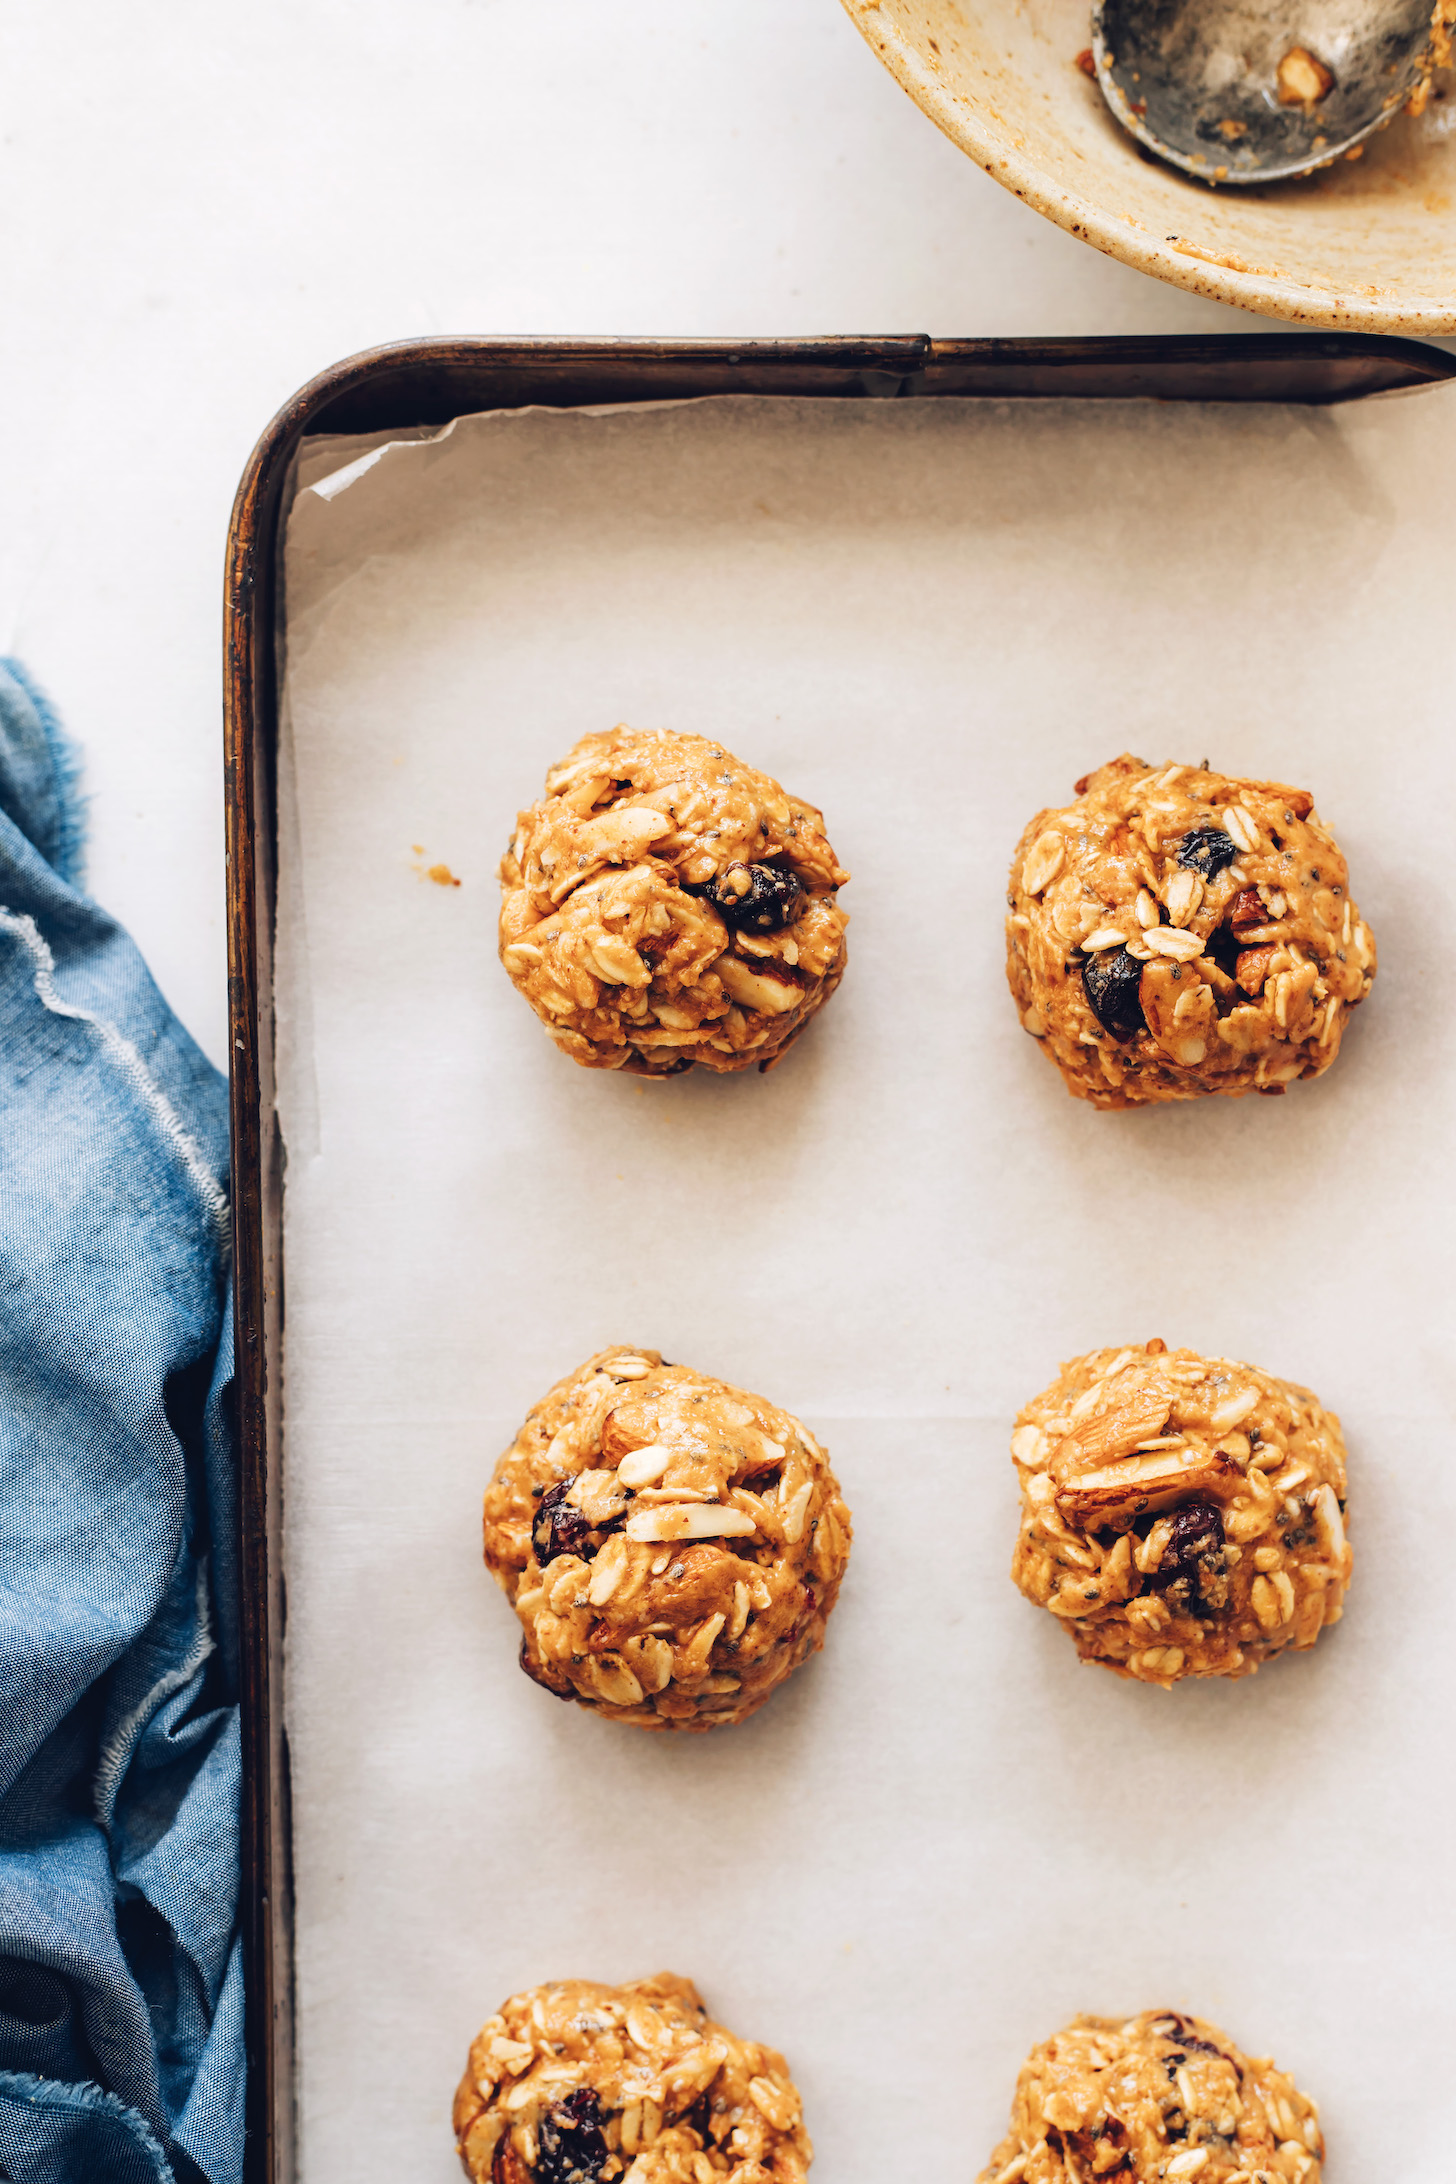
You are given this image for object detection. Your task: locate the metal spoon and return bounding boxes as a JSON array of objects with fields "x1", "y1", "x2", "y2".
[{"x1": 1091, "y1": 0, "x2": 1448, "y2": 185}]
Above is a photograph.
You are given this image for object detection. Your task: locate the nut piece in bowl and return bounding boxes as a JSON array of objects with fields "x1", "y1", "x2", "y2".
[
  {"x1": 1006, "y1": 755, "x2": 1375, "y2": 1108},
  {"x1": 453, "y1": 1972, "x2": 813, "y2": 2182},
  {"x1": 978, "y1": 2008, "x2": 1323, "y2": 2182},
  {"x1": 483, "y1": 1348, "x2": 852, "y2": 1730},
  {"x1": 1010, "y1": 1340, "x2": 1352, "y2": 1686},
  {"x1": 499, "y1": 726, "x2": 849, "y2": 1074}
]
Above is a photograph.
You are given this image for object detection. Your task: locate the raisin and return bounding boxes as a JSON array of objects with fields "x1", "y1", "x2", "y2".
[
  {"x1": 684, "y1": 2091, "x2": 715, "y2": 2145},
  {"x1": 706, "y1": 862, "x2": 804, "y2": 932},
  {"x1": 1147, "y1": 1500, "x2": 1226, "y2": 1610},
  {"x1": 537, "y1": 2089, "x2": 610, "y2": 2184},
  {"x1": 1082, "y1": 948, "x2": 1146, "y2": 1040},
  {"x1": 532, "y1": 1481, "x2": 594, "y2": 1566},
  {"x1": 1176, "y1": 828, "x2": 1238, "y2": 878}
]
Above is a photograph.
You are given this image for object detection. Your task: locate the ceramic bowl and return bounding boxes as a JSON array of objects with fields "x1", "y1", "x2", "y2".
[{"x1": 843, "y1": 0, "x2": 1456, "y2": 331}]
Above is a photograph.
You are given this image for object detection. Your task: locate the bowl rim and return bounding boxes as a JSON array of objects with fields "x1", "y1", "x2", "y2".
[{"x1": 843, "y1": 0, "x2": 1456, "y2": 335}]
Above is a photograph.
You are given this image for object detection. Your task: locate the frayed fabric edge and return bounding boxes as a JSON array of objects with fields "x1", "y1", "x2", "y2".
[
  {"x1": 0, "y1": 657, "x2": 88, "y2": 892},
  {"x1": 93, "y1": 1558, "x2": 217, "y2": 1827},
  {"x1": 0, "y1": 2070, "x2": 177, "y2": 2181},
  {"x1": 0, "y1": 907, "x2": 231, "y2": 1254}
]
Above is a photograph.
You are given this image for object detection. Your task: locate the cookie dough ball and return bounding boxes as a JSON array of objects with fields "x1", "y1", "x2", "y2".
[
  {"x1": 1010, "y1": 1341, "x2": 1351, "y2": 1686},
  {"x1": 979, "y1": 2009, "x2": 1324, "y2": 2183},
  {"x1": 453, "y1": 1972, "x2": 813, "y2": 2183},
  {"x1": 483, "y1": 1348, "x2": 852, "y2": 1730},
  {"x1": 499, "y1": 726, "x2": 849, "y2": 1074},
  {"x1": 1006, "y1": 755, "x2": 1376, "y2": 1108}
]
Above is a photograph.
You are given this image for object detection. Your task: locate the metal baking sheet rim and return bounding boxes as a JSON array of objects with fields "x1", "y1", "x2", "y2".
[{"x1": 221, "y1": 328, "x2": 1456, "y2": 2184}]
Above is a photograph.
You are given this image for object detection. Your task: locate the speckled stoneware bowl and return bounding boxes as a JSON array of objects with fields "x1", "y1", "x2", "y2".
[{"x1": 842, "y1": 0, "x2": 1456, "y2": 332}]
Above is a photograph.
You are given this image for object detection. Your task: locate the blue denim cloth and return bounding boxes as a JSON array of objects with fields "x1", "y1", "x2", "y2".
[{"x1": 0, "y1": 662, "x2": 243, "y2": 2184}]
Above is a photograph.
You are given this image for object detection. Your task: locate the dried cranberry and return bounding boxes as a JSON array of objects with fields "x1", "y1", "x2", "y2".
[
  {"x1": 1176, "y1": 828, "x2": 1238, "y2": 879},
  {"x1": 535, "y1": 2089, "x2": 610, "y2": 2184},
  {"x1": 1082, "y1": 948, "x2": 1146, "y2": 1040},
  {"x1": 532, "y1": 1482, "x2": 593, "y2": 1566},
  {"x1": 706, "y1": 862, "x2": 804, "y2": 932}
]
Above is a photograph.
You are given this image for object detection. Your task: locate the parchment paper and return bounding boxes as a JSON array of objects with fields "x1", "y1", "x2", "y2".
[{"x1": 276, "y1": 388, "x2": 1456, "y2": 2182}]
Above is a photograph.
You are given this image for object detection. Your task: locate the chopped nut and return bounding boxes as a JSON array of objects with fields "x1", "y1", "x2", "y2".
[{"x1": 1277, "y1": 45, "x2": 1334, "y2": 104}]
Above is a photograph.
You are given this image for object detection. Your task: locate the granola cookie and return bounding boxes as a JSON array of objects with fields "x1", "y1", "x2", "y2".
[
  {"x1": 1010, "y1": 1341, "x2": 1351, "y2": 1686},
  {"x1": 979, "y1": 2008, "x2": 1323, "y2": 2183},
  {"x1": 499, "y1": 726, "x2": 849, "y2": 1074},
  {"x1": 483, "y1": 1349, "x2": 852, "y2": 1730},
  {"x1": 1006, "y1": 755, "x2": 1376, "y2": 1108},
  {"x1": 453, "y1": 1972, "x2": 812, "y2": 2182}
]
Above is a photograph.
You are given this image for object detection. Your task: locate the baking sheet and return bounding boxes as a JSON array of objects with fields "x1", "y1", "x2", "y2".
[{"x1": 276, "y1": 387, "x2": 1456, "y2": 2182}]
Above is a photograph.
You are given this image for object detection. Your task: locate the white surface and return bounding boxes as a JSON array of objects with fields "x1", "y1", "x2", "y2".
[
  {"x1": 0, "y1": 0, "x2": 1277, "y2": 1069},
  {"x1": 278, "y1": 390, "x2": 1456, "y2": 2180}
]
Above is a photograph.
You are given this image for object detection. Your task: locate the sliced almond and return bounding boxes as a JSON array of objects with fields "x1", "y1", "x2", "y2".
[
  {"x1": 577, "y1": 808, "x2": 674, "y2": 862},
  {"x1": 625, "y1": 1504, "x2": 757, "y2": 1543},
  {"x1": 1313, "y1": 1483, "x2": 1347, "y2": 1561},
  {"x1": 587, "y1": 1534, "x2": 630, "y2": 1606},
  {"x1": 616, "y1": 1442, "x2": 672, "y2": 1488},
  {"x1": 1209, "y1": 1386, "x2": 1261, "y2": 1432},
  {"x1": 566, "y1": 1468, "x2": 628, "y2": 1524},
  {"x1": 1143, "y1": 926, "x2": 1204, "y2": 962},
  {"x1": 715, "y1": 955, "x2": 801, "y2": 1015},
  {"x1": 1055, "y1": 1448, "x2": 1242, "y2": 1531},
  {"x1": 779, "y1": 1478, "x2": 814, "y2": 1545}
]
